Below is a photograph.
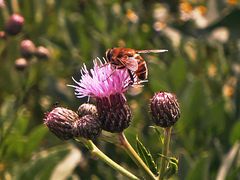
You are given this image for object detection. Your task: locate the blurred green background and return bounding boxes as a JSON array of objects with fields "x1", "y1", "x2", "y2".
[{"x1": 1, "y1": 0, "x2": 240, "y2": 179}]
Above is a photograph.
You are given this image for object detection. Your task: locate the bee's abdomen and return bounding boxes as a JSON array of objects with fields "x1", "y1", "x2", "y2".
[{"x1": 136, "y1": 61, "x2": 148, "y2": 80}]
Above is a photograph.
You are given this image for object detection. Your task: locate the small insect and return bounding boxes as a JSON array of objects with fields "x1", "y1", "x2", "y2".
[
  {"x1": 53, "y1": 101, "x2": 60, "y2": 107},
  {"x1": 105, "y1": 47, "x2": 168, "y2": 84}
]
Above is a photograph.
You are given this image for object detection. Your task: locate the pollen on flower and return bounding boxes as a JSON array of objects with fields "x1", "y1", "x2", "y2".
[{"x1": 68, "y1": 58, "x2": 132, "y2": 98}]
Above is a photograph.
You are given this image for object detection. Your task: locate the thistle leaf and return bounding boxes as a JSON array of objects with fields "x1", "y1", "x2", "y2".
[
  {"x1": 136, "y1": 136, "x2": 159, "y2": 175},
  {"x1": 149, "y1": 126, "x2": 164, "y2": 144},
  {"x1": 158, "y1": 154, "x2": 179, "y2": 178}
]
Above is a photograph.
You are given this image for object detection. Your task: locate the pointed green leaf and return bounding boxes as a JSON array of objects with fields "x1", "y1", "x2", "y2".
[
  {"x1": 158, "y1": 154, "x2": 178, "y2": 179},
  {"x1": 164, "y1": 163, "x2": 178, "y2": 178},
  {"x1": 149, "y1": 126, "x2": 164, "y2": 144},
  {"x1": 136, "y1": 136, "x2": 158, "y2": 175}
]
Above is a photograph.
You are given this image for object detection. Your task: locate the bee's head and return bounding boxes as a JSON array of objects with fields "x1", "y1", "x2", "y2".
[{"x1": 105, "y1": 48, "x2": 113, "y2": 62}]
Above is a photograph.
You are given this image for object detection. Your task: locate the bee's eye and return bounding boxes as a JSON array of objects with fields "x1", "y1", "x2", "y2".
[{"x1": 125, "y1": 52, "x2": 134, "y2": 57}]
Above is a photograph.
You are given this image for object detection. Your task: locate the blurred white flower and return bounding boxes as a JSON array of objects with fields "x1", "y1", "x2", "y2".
[
  {"x1": 210, "y1": 27, "x2": 229, "y2": 43},
  {"x1": 153, "y1": 3, "x2": 169, "y2": 22},
  {"x1": 192, "y1": 7, "x2": 208, "y2": 28}
]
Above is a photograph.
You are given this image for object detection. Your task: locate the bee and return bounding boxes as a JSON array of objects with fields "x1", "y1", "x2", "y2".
[{"x1": 105, "y1": 47, "x2": 168, "y2": 84}]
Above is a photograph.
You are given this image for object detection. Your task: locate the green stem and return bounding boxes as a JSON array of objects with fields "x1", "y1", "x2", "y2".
[
  {"x1": 75, "y1": 138, "x2": 139, "y2": 180},
  {"x1": 159, "y1": 127, "x2": 172, "y2": 180},
  {"x1": 118, "y1": 132, "x2": 157, "y2": 180},
  {"x1": 1, "y1": 2, "x2": 9, "y2": 21},
  {"x1": 11, "y1": 0, "x2": 20, "y2": 13}
]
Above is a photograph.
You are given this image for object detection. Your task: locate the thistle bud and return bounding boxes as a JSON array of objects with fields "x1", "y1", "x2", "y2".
[
  {"x1": 77, "y1": 103, "x2": 98, "y2": 117},
  {"x1": 35, "y1": 46, "x2": 50, "y2": 59},
  {"x1": 96, "y1": 93, "x2": 132, "y2": 133},
  {"x1": 5, "y1": 14, "x2": 24, "y2": 35},
  {"x1": 15, "y1": 58, "x2": 28, "y2": 71},
  {"x1": 0, "y1": 31, "x2": 6, "y2": 39},
  {"x1": 20, "y1": 39, "x2": 36, "y2": 58},
  {"x1": 73, "y1": 115, "x2": 101, "y2": 140},
  {"x1": 73, "y1": 103, "x2": 101, "y2": 140},
  {"x1": 44, "y1": 107, "x2": 78, "y2": 140},
  {"x1": 0, "y1": 0, "x2": 5, "y2": 8},
  {"x1": 150, "y1": 92, "x2": 180, "y2": 128}
]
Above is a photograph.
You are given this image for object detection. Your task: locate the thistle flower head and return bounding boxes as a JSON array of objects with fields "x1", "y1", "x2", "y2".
[
  {"x1": 69, "y1": 58, "x2": 133, "y2": 133},
  {"x1": 96, "y1": 93, "x2": 132, "y2": 132},
  {"x1": 74, "y1": 103, "x2": 101, "y2": 140},
  {"x1": 35, "y1": 46, "x2": 50, "y2": 60},
  {"x1": 150, "y1": 92, "x2": 180, "y2": 128},
  {"x1": 15, "y1": 58, "x2": 28, "y2": 71},
  {"x1": 0, "y1": 0, "x2": 5, "y2": 8},
  {"x1": 20, "y1": 39, "x2": 36, "y2": 58},
  {"x1": 68, "y1": 58, "x2": 132, "y2": 98},
  {"x1": 44, "y1": 107, "x2": 78, "y2": 140},
  {"x1": 0, "y1": 31, "x2": 6, "y2": 39},
  {"x1": 73, "y1": 115, "x2": 102, "y2": 140},
  {"x1": 5, "y1": 14, "x2": 24, "y2": 35},
  {"x1": 77, "y1": 103, "x2": 98, "y2": 118}
]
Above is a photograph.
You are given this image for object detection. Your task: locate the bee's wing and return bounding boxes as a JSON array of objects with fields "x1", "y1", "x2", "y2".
[
  {"x1": 124, "y1": 57, "x2": 138, "y2": 71},
  {"x1": 136, "y1": 49, "x2": 168, "y2": 54}
]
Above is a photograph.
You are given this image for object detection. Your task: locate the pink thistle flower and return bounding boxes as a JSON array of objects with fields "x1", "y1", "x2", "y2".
[
  {"x1": 68, "y1": 58, "x2": 133, "y2": 132},
  {"x1": 68, "y1": 58, "x2": 132, "y2": 98}
]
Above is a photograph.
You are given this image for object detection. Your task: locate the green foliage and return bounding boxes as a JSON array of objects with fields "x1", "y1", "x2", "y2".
[
  {"x1": 230, "y1": 121, "x2": 240, "y2": 144},
  {"x1": 186, "y1": 153, "x2": 210, "y2": 180},
  {"x1": 16, "y1": 145, "x2": 72, "y2": 180},
  {"x1": 1, "y1": 0, "x2": 240, "y2": 179},
  {"x1": 164, "y1": 157, "x2": 178, "y2": 179},
  {"x1": 158, "y1": 154, "x2": 179, "y2": 179},
  {"x1": 136, "y1": 136, "x2": 158, "y2": 175}
]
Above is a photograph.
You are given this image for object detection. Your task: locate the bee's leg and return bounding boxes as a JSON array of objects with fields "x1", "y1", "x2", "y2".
[
  {"x1": 127, "y1": 69, "x2": 135, "y2": 85},
  {"x1": 102, "y1": 67, "x2": 117, "y2": 82}
]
